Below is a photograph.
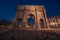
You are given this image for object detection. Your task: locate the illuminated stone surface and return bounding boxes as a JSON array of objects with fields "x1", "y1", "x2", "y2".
[{"x1": 14, "y1": 5, "x2": 49, "y2": 30}]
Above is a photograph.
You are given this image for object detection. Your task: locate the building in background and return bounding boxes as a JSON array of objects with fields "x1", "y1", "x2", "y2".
[{"x1": 48, "y1": 15, "x2": 60, "y2": 28}]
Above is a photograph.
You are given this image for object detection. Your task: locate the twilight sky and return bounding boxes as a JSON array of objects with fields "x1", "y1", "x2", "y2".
[{"x1": 0, "y1": 0, "x2": 60, "y2": 21}]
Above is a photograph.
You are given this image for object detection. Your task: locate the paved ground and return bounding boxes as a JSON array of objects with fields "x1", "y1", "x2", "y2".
[{"x1": 0, "y1": 29, "x2": 60, "y2": 40}]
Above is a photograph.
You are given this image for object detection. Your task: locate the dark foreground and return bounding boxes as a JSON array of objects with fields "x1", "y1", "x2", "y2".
[{"x1": 0, "y1": 29, "x2": 60, "y2": 40}]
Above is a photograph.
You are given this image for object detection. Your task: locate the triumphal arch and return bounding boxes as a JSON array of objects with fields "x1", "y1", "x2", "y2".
[{"x1": 14, "y1": 5, "x2": 49, "y2": 30}]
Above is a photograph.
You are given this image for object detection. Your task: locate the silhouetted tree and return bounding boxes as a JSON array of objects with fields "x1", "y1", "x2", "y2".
[
  {"x1": 0, "y1": 19, "x2": 6, "y2": 25},
  {"x1": 0, "y1": 19, "x2": 12, "y2": 29}
]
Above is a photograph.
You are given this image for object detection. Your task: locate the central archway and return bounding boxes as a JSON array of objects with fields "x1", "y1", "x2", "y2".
[{"x1": 27, "y1": 14, "x2": 35, "y2": 28}]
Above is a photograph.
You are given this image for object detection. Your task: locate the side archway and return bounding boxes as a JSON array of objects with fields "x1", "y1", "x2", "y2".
[
  {"x1": 39, "y1": 19, "x2": 44, "y2": 28},
  {"x1": 18, "y1": 18, "x2": 23, "y2": 28}
]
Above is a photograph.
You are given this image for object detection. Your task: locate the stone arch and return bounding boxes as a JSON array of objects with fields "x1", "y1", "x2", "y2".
[
  {"x1": 39, "y1": 19, "x2": 44, "y2": 28},
  {"x1": 27, "y1": 14, "x2": 35, "y2": 28}
]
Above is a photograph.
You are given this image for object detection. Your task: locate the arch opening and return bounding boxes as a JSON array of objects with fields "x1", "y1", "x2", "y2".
[
  {"x1": 40, "y1": 19, "x2": 44, "y2": 28},
  {"x1": 18, "y1": 18, "x2": 23, "y2": 28},
  {"x1": 27, "y1": 14, "x2": 35, "y2": 28}
]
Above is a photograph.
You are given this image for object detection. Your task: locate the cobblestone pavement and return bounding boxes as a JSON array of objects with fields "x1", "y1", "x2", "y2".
[{"x1": 0, "y1": 29, "x2": 60, "y2": 40}]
